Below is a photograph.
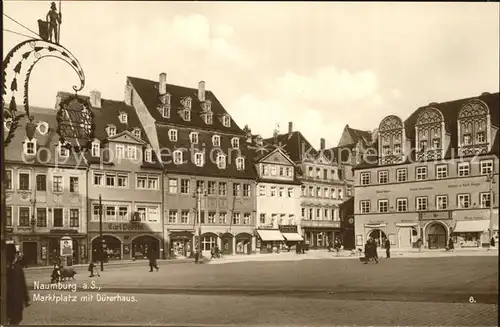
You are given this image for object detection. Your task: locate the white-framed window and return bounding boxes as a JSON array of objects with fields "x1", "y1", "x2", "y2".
[
  {"x1": 396, "y1": 198, "x2": 407, "y2": 212},
  {"x1": 216, "y1": 153, "x2": 226, "y2": 169},
  {"x1": 118, "y1": 206, "x2": 129, "y2": 221},
  {"x1": 5, "y1": 169, "x2": 13, "y2": 190},
  {"x1": 232, "y1": 212, "x2": 241, "y2": 225},
  {"x1": 480, "y1": 160, "x2": 493, "y2": 175},
  {"x1": 360, "y1": 200, "x2": 370, "y2": 213},
  {"x1": 182, "y1": 109, "x2": 191, "y2": 121},
  {"x1": 105, "y1": 173, "x2": 116, "y2": 187},
  {"x1": 181, "y1": 210, "x2": 189, "y2": 224},
  {"x1": 168, "y1": 178, "x2": 178, "y2": 193},
  {"x1": 168, "y1": 129, "x2": 178, "y2": 142},
  {"x1": 36, "y1": 207, "x2": 47, "y2": 227},
  {"x1": 18, "y1": 207, "x2": 31, "y2": 227},
  {"x1": 480, "y1": 192, "x2": 491, "y2": 208},
  {"x1": 458, "y1": 162, "x2": 470, "y2": 177},
  {"x1": 360, "y1": 172, "x2": 370, "y2": 185},
  {"x1": 243, "y1": 184, "x2": 251, "y2": 197},
  {"x1": 212, "y1": 135, "x2": 220, "y2": 147},
  {"x1": 116, "y1": 144, "x2": 125, "y2": 159},
  {"x1": 173, "y1": 150, "x2": 183, "y2": 165},
  {"x1": 160, "y1": 104, "x2": 170, "y2": 118},
  {"x1": 394, "y1": 144, "x2": 402, "y2": 154},
  {"x1": 463, "y1": 134, "x2": 472, "y2": 145},
  {"x1": 338, "y1": 189, "x2": 343, "y2": 200},
  {"x1": 288, "y1": 188, "x2": 294, "y2": 198},
  {"x1": 458, "y1": 194, "x2": 470, "y2": 209},
  {"x1": 208, "y1": 212, "x2": 216, "y2": 224},
  {"x1": 117, "y1": 174, "x2": 128, "y2": 187},
  {"x1": 218, "y1": 182, "x2": 227, "y2": 196},
  {"x1": 59, "y1": 142, "x2": 69, "y2": 157},
  {"x1": 207, "y1": 181, "x2": 216, "y2": 195},
  {"x1": 324, "y1": 209, "x2": 329, "y2": 220},
  {"x1": 219, "y1": 212, "x2": 227, "y2": 224},
  {"x1": 205, "y1": 113, "x2": 213, "y2": 125},
  {"x1": 476, "y1": 131, "x2": 486, "y2": 143},
  {"x1": 194, "y1": 152, "x2": 204, "y2": 167},
  {"x1": 316, "y1": 187, "x2": 321, "y2": 197},
  {"x1": 330, "y1": 188, "x2": 336, "y2": 199},
  {"x1": 378, "y1": 199, "x2": 389, "y2": 213},
  {"x1": 259, "y1": 213, "x2": 266, "y2": 224},
  {"x1": 190, "y1": 132, "x2": 199, "y2": 144},
  {"x1": 107, "y1": 125, "x2": 116, "y2": 137},
  {"x1": 69, "y1": 208, "x2": 79, "y2": 227},
  {"x1": 144, "y1": 148, "x2": 153, "y2": 163},
  {"x1": 168, "y1": 210, "x2": 178, "y2": 224},
  {"x1": 133, "y1": 128, "x2": 141, "y2": 139},
  {"x1": 396, "y1": 169, "x2": 407, "y2": 182},
  {"x1": 127, "y1": 146, "x2": 137, "y2": 160},
  {"x1": 416, "y1": 196, "x2": 428, "y2": 211},
  {"x1": 23, "y1": 139, "x2": 37, "y2": 155},
  {"x1": 180, "y1": 179, "x2": 190, "y2": 194},
  {"x1": 416, "y1": 167, "x2": 427, "y2": 181},
  {"x1": 91, "y1": 141, "x2": 100, "y2": 157},
  {"x1": 93, "y1": 172, "x2": 104, "y2": 186},
  {"x1": 201, "y1": 236, "x2": 216, "y2": 251},
  {"x1": 18, "y1": 171, "x2": 31, "y2": 191},
  {"x1": 222, "y1": 115, "x2": 231, "y2": 127},
  {"x1": 432, "y1": 138, "x2": 440, "y2": 149},
  {"x1": 279, "y1": 187, "x2": 285, "y2": 197},
  {"x1": 270, "y1": 186, "x2": 277, "y2": 197},
  {"x1": 119, "y1": 112, "x2": 128, "y2": 124},
  {"x1": 52, "y1": 175, "x2": 63, "y2": 193},
  {"x1": 69, "y1": 176, "x2": 79, "y2": 193},
  {"x1": 378, "y1": 171, "x2": 388, "y2": 184},
  {"x1": 436, "y1": 164, "x2": 448, "y2": 179},
  {"x1": 136, "y1": 175, "x2": 159, "y2": 189},
  {"x1": 236, "y1": 157, "x2": 245, "y2": 171},
  {"x1": 106, "y1": 206, "x2": 117, "y2": 221},
  {"x1": 205, "y1": 100, "x2": 212, "y2": 112},
  {"x1": 136, "y1": 205, "x2": 160, "y2": 222},
  {"x1": 324, "y1": 188, "x2": 329, "y2": 198},
  {"x1": 436, "y1": 195, "x2": 448, "y2": 210},
  {"x1": 232, "y1": 183, "x2": 241, "y2": 197},
  {"x1": 243, "y1": 213, "x2": 251, "y2": 225},
  {"x1": 259, "y1": 185, "x2": 266, "y2": 196},
  {"x1": 184, "y1": 97, "x2": 192, "y2": 109},
  {"x1": 231, "y1": 138, "x2": 239, "y2": 148}
]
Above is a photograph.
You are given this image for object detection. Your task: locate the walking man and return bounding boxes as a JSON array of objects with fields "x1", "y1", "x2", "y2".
[
  {"x1": 384, "y1": 237, "x2": 391, "y2": 258},
  {"x1": 148, "y1": 249, "x2": 159, "y2": 272}
]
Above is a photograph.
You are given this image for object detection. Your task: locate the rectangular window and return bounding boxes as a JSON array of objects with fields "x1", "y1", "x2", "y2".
[
  {"x1": 53, "y1": 176, "x2": 63, "y2": 193},
  {"x1": 480, "y1": 192, "x2": 491, "y2": 208},
  {"x1": 324, "y1": 209, "x2": 329, "y2": 220},
  {"x1": 360, "y1": 172, "x2": 370, "y2": 185},
  {"x1": 338, "y1": 189, "x2": 343, "y2": 200},
  {"x1": 148, "y1": 176, "x2": 159, "y2": 189},
  {"x1": 36, "y1": 208, "x2": 47, "y2": 227},
  {"x1": 416, "y1": 197, "x2": 428, "y2": 211},
  {"x1": 458, "y1": 162, "x2": 470, "y2": 177},
  {"x1": 116, "y1": 144, "x2": 125, "y2": 159},
  {"x1": 36, "y1": 174, "x2": 47, "y2": 191},
  {"x1": 181, "y1": 211, "x2": 189, "y2": 224},
  {"x1": 69, "y1": 177, "x2": 79, "y2": 193},
  {"x1": 308, "y1": 209, "x2": 313, "y2": 220},
  {"x1": 219, "y1": 182, "x2": 227, "y2": 196},
  {"x1": 53, "y1": 208, "x2": 63, "y2": 227},
  {"x1": 181, "y1": 179, "x2": 190, "y2": 194},
  {"x1": 6, "y1": 207, "x2": 12, "y2": 226},
  {"x1": 93, "y1": 172, "x2": 104, "y2": 186},
  {"x1": 92, "y1": 205, "x2": 100, "y2": 221},
  {"x1": 69, "y1": 209, "x2": 79, "y2": 227},
  {"x1": 331, "y1": 188, "x2": 336, "y2": 199},
  {"x1": 288, "y1": 188, "x2": 294, "y2": 198},
  {"x1": 169, "y1": 179, "x2": 178, "y2": 193},
  {"x1": 301, "y1": 208, "x2": 305, "y2": 219},
  {"x1": 106, "y1": 206, "x2": 116, "y2": 220},
  {"x1": 477, "y1": 131, "x2": 486, "y2": 143},
  {"x1": 260, "y1": 213, "x2": 266, "y2": 224},
  {"x1": 288, "y1": 214, "x2": 295, "y2": 225},
  {"x1": 458, "y1": 194, "x2": 470, "y2": 209},
  {"x1": 243, "y1": 213, "x2": 251, "y2": 225},
  {"x1": 136, "y1": 175, "x2": 147, "y2": 189},
  {"x1": 233, "y1": 183, "x2": 241, "y2": 196},
  {"x1": 308, "y1": 186, "x2": 314, "y2": 196},
  {"x1": 232, "y1": 213, "x2": 241, "y2": 225},
  {"x1": 316, "y1": 187, "x2": 321, "y2": 197},
  {"x1": 117, "y1": 174, "x2": 128, "y2": 187},
  {"x1": 118, "y1": 206, "x2": 128, "y2": 221},
  {"x1": 219, "y1": 212, "x2": 227, "y2": 224},
  {"x1": 436, "y1": 195, "x2": 448, "y2": 210},
  {"x1": 19, "y1": 172, "x2": 30, "y2": 191},
  {"x1": 396, "y1": 198, "x2": 407, "y2": 212},
  {"x1": 480, "y1": 160, "x2": 493, "y2": 175},
  {"x1": 271, "y1": 166, "x2": 277, "y2": 176},
  {"x1": 279, "y1": 187, "x2": 285, "y2": 197},
  {"x1": 127, "y1": 146, "x2": 137, "y2": 160},
  {"x1": 106, "y1": 173, "x2": 116, "y2": 187},
  {"x1": 301, "y1": 185, "x2": 306, "y2": 196},
  {"x1": 396, "y1": 169, "x2": 407, "y2": 182},
  {"x1": 270, "y1": 186, "x2": 277, "y2": 197},
  {"x1": 196, "y1": 181, "x2": 205, "y2": 194},
  {"x1": 259, "y1": 185, "x2": 266, "y2": 196},
  {"x1": 378, "y1": 171, "x2": 389, "y2": 184},
  {"x1": 436, "y1": 165, "x2": 448, "y2": 179},
  {"x1": 416, "y1": 167, "x2": 427, "y2": 181},
  {"x1": 360, "y1": 200, "x2": 370, "y2": 213},
  {"x1": 378, "y1": 199, "x2": 389, "y2": 213},
  {"x1": 136, "y1": 207, "x2": 146, "y2": 222},
  {"x1": 208, "y1": 181, "x2": 216, "y2": 195},
  {"x1": 315, "y1": 209, "x2": 321, "y2": 220},
  {"x1": 19, "y1": 207, "x2": 30, "y2": 226},
  {"x1": 6, "y1": 170, "x2": 12, "y2": 190},
  {"x1": 279, "y1": 166, "x2": 285, "y2": 176},
  {"x1": 147, "y1": 206, "x2": 159, "y2": 222},
  {"x1": 208, "y1": 212, "x2": 216, "y2": 224},
  {"x1": 324, "y1": 188, "x2": 329, "y2": 198},
  {"x1": 243, "y1": 184, "x2": 251, "y2": 197},
  {"x1": 168, "y1": 210, "x2": 177, "y2": 224}
]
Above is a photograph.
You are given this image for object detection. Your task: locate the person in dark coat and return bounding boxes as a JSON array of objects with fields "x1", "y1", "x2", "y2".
[
  {"x1": 148, "y1": 248, "x2": 159, "y2": 272},
  {"x1": 384, "y1": 238, "x2": 391, "y2": 258},
  {"x1": 6, "y1": 244, "x2": 30, "y2": 325},
  {"x1": 448, "y1": 237, "x2": 454, "y2": 252}
]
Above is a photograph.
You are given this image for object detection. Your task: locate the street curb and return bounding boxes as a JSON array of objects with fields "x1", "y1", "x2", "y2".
[{"x1": 25, "y1": 258, "x2": 195, "y2": 271}]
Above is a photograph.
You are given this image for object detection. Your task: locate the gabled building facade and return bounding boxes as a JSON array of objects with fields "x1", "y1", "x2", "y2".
[
  {"x1": 126, "y1": 74, "x2": 258, "y2": 257},
  {"x1": 4, "y1": 106, "x2": 88, "y2": 266},
  {"x1": 353, "y1": 92, "x2": 499, "y2": 250}
]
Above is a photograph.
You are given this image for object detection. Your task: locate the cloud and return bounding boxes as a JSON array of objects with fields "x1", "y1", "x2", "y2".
[{"x1": 232, "y1": 65, "x2": 392, "y2": 148}]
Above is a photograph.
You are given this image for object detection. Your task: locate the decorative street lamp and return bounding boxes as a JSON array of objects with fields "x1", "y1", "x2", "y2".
[{"x1": 2, "y1": 2, "x2": 90, "y2": 324}]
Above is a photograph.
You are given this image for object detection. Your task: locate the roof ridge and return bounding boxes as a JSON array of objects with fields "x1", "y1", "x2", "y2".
[{"x1": 127, "y1": 76, "x2": 211, "y2": 93}]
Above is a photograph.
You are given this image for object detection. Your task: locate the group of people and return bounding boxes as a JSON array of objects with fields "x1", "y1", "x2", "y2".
[
  {"x1": 328, "y1": 239, "x2": 343, "y2": 255},
  {"x1": 210, "y1": 245, "x2": 222, "y2": 259},
  {"x1": 363, "y1": 237, "x2": 380, "y2": 263}
]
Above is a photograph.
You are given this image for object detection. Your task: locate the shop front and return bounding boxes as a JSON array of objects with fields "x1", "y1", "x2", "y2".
[
  {"x1": 256, "y1": 229, "x2": 284, "y2": 253},
  {"x1": 220, "y1": 232, "x2": 234, "y2": 255},
  {"x1": 168, "y1": 230, "x2": 194, "y2": 258},
  {"x1": 235, "y1": 233, "x2": 252, "y2": 254},
  {"x1": 452, "y1": 220, "x2": 490, "y2": 248},
  {"x1": 279, "y1": 225, "x2": 303, "y2": 250}
]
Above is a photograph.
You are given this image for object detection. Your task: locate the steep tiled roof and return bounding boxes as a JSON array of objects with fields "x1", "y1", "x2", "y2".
[
  {"x1": 346, "y1": 125, "x2": 372, "y2": 143},
  {"x1": 127, "y1": 77, "x2": 243, "y2": 135},
  {"x1": 323, "y1": 142, "x2": 357, "y2": 164},
  {"x1": 263, "y1": 131, "x2": 317, "y2": 163}
]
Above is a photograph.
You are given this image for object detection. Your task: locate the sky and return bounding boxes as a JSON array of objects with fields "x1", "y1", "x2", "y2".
[{"x1": 3, "y1": 1, "x2": 499, "y2": 148}]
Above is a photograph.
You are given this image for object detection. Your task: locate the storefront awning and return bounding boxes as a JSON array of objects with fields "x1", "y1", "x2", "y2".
[
  {"x1": 453, "y1": 220, "x2": 490, "y2": 233},
  {"x1": 257, "y1": 230, "x2": 284, "y2": 241},
  {"x1": 282, "y1": 233, "x2": 303, "y2": 241}
]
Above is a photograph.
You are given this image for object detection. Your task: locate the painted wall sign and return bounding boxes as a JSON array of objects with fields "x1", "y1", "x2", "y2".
[
  {"x1": 107, "y1": 223, "x2": 145, "y2": 231},
  {"x1": 419, "y1": 211, "x2": 451, "y2": 220},
  {"x1": 376, "y1": 190, "x2": 391, "y2": 194},
  {"x1": 410, "y1": 186, "x2": 434, "y2": 191},
  {"x1": 448, "y1": 182, "x2": 481, "y2": 188}
]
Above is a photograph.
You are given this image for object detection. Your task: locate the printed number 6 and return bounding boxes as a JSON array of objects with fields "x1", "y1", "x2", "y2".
[{"x1": 469, "y1": 296, "x2": 476, "y2": 304}]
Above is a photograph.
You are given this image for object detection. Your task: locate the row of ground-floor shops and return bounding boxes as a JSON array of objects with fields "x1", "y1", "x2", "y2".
[{"x1": 354, "y1": 209, "x2": 499, "y2": 249}]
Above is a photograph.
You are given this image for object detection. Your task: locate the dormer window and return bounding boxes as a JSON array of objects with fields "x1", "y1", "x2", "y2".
[
  {"x1": 231, "y1": 138, "x2": 239, "y2": 148},
  {"x1": 159, "y1": 104, "x2": 170, "y2": 118},
  {"x1": 23, "y1": 139, "x2": 37, "y2": 155},
  {"x1": 223, "y1": 115, "x2": 231, "y2": 127},
  {"x1": 194, "y1": 152, "x2": 204, "y2": 167},
  {"x1": 169, "y1": 129, "x2": 178, "y2": 142},
  {"x1": 133, "y1": 128, "x2": 141, "y2": 139},
  {"x1": 217, "y1": 153, "x2": 227, "y2": 169},
  {"x1": 144, "y1": 148, "x2": 153, "y2": 163},
  {"x1": 107, "y1": 125, "x2": 116, "y2": 137},
  {"x1": 91, "y1": 140, "x2": 100, "y2": 157},
  {"x1": 255, "y1": 136, "x2": 263, "y2": 146},
  {"x1": 190, "y1": 132, "x2": 199, "y2": 144},
  {"x1": 212, "y1": 135, "x2": 221, "y2": 147},
  {"x1": 182, "y1": 109, "x2": 191, "y2": 121},
  {"x1": 463, "y1": 134, "x2": 472, "y2": 145},
  {"x1": 183, "y1": 97, "x2": 192, "y2": 109},
  {"x1": 119, "y1": 112, "x2": 128, "y2": 124},
  {"x1": 236, "y1": 157, "x2": 245, "y2": 171},
  {"x1": 205, "y1": 113, "x2": 213, "y2": 125},
  {"x1": 59, "y1": 142, "x2": 69, "y2": 157},
  {"x1": 160, "y1": 93, "x2": 171, "y2": 105},
  {"x1": 173, "y1": 150, "x2": 183, "y2": 165}
]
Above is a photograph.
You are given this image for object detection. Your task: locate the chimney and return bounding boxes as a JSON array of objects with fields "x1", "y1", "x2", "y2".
[
  {"x1": 288, "y1": 122, "x2": 293, "y2": 135},
  {"x1": 320, "y1": 138, "x2": 325, "y2": 150},
  {"x1": 89, "y1": 90, "x2": 101, "y2": 108},
  {"x1": 159, "y1": 72, "x2": 167, "y2": 95},
  {"x1": 198, "y1": 81, "x2": 206, "y2": 102}
]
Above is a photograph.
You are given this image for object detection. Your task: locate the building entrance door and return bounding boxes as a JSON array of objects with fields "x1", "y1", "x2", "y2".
[
  {"x1": 427, "y1": 223, "x2": 447, "y2": 249},
  {"x1": 22, "y1": 241, "x2": 38, "y2": 265},
  {"x1": 398, "y1": 228, "x2": 412, "y2": 248}
]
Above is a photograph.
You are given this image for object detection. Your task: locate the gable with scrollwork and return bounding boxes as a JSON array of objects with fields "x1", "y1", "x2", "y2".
[
  {"x1": 379, "y1": 115, "x2": 403, "y2": 132},
  {"x1": 416, "y1": 107, "x2": 443, "y2": 126},
  {"x1": 458, "y1": 100, "x2": 489, "y2": 119}
]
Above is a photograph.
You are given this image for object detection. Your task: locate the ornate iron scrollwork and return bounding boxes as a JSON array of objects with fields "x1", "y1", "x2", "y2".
[{"x1": 56, "y1": 94, "x2": 95, "y2": 152}]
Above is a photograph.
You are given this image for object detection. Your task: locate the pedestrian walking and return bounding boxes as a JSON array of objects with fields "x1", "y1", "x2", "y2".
[
  {"x1": 148, "y1": 249, "x2": 159, "y2": 272},
  {"x1": 384, "y1": 238, "x2": 391, "y2": 258},
  {"x1": 448, "y1": 237, "x2": 454, "y2": 252},
  {"x1": 6, "y1": 243, "x2": 30, "y2": 325},
  {"x1": 417, "y1": 238, "x2": 423, "y2": 252}
]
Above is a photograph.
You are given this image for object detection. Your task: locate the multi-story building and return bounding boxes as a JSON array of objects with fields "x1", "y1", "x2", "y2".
[
  {"x1": 265, "y1": 123, "x2": 351, "y2": 248},
  {"x1": 353, "y1": 92, "x2": 499, "y2": 249},
  {"x1": 247, "y1": 133, "x2": 302, "y2": 253},
  {"x1": 58, "y1": 90, "x2": 165, "y2": 261},
  {"x1": 126, "y1": 73, "x2": 258, "y2": 257},
  {"x1": 4, "y1": 106, "x2": 88, "y2": 265}
]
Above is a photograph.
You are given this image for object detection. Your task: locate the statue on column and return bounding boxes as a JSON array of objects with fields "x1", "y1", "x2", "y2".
[{"x1": 46, "y1": 2, "x2": 62, "y2": 43}]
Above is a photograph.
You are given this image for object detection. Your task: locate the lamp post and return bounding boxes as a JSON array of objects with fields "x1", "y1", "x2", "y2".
[
  {"x1": 193, "y1": 187, "x2": 207, "y2": 259},
  {"x1": 486, "y1": 172, "x2": 496, "y2": 245}
]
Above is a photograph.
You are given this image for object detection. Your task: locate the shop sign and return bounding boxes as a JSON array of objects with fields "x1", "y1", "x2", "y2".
[
  {"x1": 60, "y1": 237, "x2": 73, "y2": 256},
  {"x1": 448, "y1": 182, "x2": 481, "y2": 189},
  {"x1": 376, "y1": 190, "x2": 390, "y2": 194},
  {"x1": 107, "y1": 223, "x2": 145, "y2": 231},
  {"x1": 279, "y1": 225, "x2": 298, "y2": 233},
  {"x1": 419, "y1": 211, "x2": 452, "y2": 220},
  {"x1": 410, "y1": 186, "x2": 434, "y2": 192}
]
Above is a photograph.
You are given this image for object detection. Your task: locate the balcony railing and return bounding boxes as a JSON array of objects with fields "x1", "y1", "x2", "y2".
[
  {"x1": 416, "y1": 149, "x2": 442, "y2": 161},
  {"x1": 458, "y1": 144, "x2": 489, "y2": 156},
  {"x1": 379, "y1": 154, "x2": 404, "y2": 165},
  {"x1": 300, "y1": 219, "x2": 341, "y2": 228}
]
